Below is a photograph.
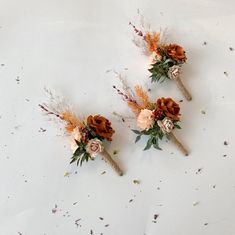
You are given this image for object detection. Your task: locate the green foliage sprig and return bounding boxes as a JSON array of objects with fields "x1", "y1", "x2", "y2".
[
  {"x1": 132, "y1": 122, "x2": 181, "y2": 151},
  {"x1": 149, "y1": 55, "x2": 177, "y2": 83},
  {"x1": 70, "y1": 126, "x2": 104, "y2": 166}
]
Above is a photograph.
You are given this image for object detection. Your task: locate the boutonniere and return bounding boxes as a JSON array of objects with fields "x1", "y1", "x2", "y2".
[
  {"x1": 129, "y1": 20, "x2": 192, "y2": 101},
  {"x1": 39, "y1": 90, "x2": 123, "y2": 176},
  {"x1": 113, "y1": 83, "x2": 189, "y2": 156}
]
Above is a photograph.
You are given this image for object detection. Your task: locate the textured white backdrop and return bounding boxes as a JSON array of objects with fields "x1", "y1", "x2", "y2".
[{"x1": 0, "y1": 0, "x2": 235, "y2": 234}]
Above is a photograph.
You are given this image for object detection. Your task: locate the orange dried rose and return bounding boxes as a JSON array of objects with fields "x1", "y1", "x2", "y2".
[
  {"x1": 164, "y1": 44, "x2": 186, "y2": 62},
  {"x1": 156, "y1": 98, "x2": 180, "y2": 121},
  {"x1": 87, "y1": 115, "x2": 115, "y2": 141}
]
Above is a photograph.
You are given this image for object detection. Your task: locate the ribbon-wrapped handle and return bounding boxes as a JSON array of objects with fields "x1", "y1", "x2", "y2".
[
  {"x1": 168, "y1": 132, "x2": 189, "y2": 156},
  {"x1": 175, "y1": 77, "x2": 192, "y2": 101},
  {"x1": 100, "y1": 149, "x2": 123, "y2": 176}
]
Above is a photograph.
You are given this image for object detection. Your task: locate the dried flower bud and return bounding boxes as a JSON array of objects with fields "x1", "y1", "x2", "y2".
[{"x1": 153, "y1": 109, "x2": 164, "y2": 120}]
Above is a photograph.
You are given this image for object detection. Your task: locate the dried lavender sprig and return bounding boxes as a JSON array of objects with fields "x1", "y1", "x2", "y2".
[
  {"x1": 129, "y1": 22, "x2": 144, "y2": 37},
  {"x1": 39, "y1": 104, "x2": 61, "y2": 119},
  {"x1": 112, "y1": 85, "x2": 138, "y2": 105}
]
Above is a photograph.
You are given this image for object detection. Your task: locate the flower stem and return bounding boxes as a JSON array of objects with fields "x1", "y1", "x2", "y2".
[
  {"x1": 100, "y1": 149, "x2": 123, "y2": 176},
  {"x1": 174, "y1": 77, "x2": 192, "y2": 101},
  {"x1": 168, "y1": 132, "x2": 189, "y2": 156}
]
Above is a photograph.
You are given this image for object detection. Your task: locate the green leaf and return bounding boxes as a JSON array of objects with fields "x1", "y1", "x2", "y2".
[
  {"x1": 75, "y1": 139, "x2": 81, "y2": 145},
  {"x1": 148, "y1": 57, "x2": 178, "y2": 83},
  {"x1": 143, "y1": 137, "x2": 153, "y2": 151},
  {"x1": 73, "y1": 147, "x2": 84, "y2": 156},
  {"x1": 174, "y1": 124, "x2": 181, "y2": 129},
  {"x1": 80, "y1": 154, "x2": 86, "y2": 166},
  {"x1": 132, "y1": 129, "x2": 141, "y2": 134},
  {"x1": 153, "y1": 138, "x2": 162, "y2": 150},
  {"x1": 166, "y1": 134, "x2": 171, "y2": 140},
  {"x1": 158, "y1": 132, "x2": 164, "y2": 140},
  {"x1": 135, "y1": 135, "x2": 141, "y2": 143},
  {"x1": 70, "y1": 157, "x2": 77, "y2": 164}
]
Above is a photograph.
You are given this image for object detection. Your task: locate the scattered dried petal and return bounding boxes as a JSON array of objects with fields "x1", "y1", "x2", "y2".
[
  {"x1": 154, "y1": 214, "x2": 159, "y2": 220},
  {"x1": 133, "y1": 179, "x2": 141, "y2": 185},
  {"x1": 193, "y1": 201, "x2": 199, "y2": 206},
  {"x1": 64, "y1": 172, "x2": 71, "y2": 177}
]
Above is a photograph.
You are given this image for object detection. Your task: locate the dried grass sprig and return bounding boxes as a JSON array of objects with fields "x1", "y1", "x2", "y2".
[{"x1": 134, "y1": 85, "x2": 151, "y2": 109}]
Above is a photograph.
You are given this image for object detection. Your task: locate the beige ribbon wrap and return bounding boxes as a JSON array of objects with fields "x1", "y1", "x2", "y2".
[
  {"x1": 157, "y1": 119, "x2": 189, "y2": 156},
  {"x1": 174, "y1": 77, "x2": 192, "y2": 101},
  {"x1": 168, "y1": 132, "x2": 189, "y2": 156},
  {"x1": 100, "y1": 149, "x2": 123, "y2": 176},
  {"x1": 168, "y1": 65, "x2": 192, "y2": 101}
]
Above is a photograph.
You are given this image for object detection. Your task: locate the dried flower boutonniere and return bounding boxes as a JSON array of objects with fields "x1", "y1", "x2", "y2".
[
  {"x1": 113, "y1": 82, "x2": 189, "y2": 156},
  {"x1": 39, "y1": 90, "x2": 123, "y2": 176},
  {"x1": 129, "y1": 19, "x2": 192, "y2": 101}
]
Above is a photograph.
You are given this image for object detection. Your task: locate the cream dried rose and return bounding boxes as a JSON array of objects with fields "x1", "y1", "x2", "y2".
[
  {"x1": 137, "y1": 109, "x2": 154, "y2": 131},
  {"x1": 157, "y1": 117, "x2": 174, "y2": 134},
  {"x1": 168, "y1": 65, "x2": 182, "y2": 80},
  {"x1": 86, "y1": 139, "x2": 104, "y2": 157}
]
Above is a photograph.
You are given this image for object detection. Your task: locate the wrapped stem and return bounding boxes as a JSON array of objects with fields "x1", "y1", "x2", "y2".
[
  {"x1": 174, "y1": 77, "x2": 192, "y2": 101},
  {"x1": 100, "y1": 149, "x2": 123, "y2": 176},
  {"x1": 168, "y1": 132, "x2": 188, "y2": 156}
]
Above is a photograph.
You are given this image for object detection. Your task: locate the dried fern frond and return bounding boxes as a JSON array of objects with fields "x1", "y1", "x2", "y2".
[{"x1": 134, "y1": 86, "x2": 151, "y2": 109}]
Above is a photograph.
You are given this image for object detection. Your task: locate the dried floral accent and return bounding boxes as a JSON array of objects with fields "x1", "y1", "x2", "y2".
[
  {"x1": 61, "y1": 110, "x2": 84, "y2": 133},
  {"x1": 135, "y1": 86, "x2": 151, "y2": 109},
  {"x1": 127, "y1": 101, "x2": 142, "y2": 116},
  {"x1": 114, "y1": 83, "x2": 187, "y2": 154},
  {"x1": 130, "y1": 17, "x2": 192, "y2": 101},
  {"x1": 40, "y1": 90, "x2": 123, "y2": 176},
  {"x1": 145, "y1": 32, "x2": 160, "y2": 53}
]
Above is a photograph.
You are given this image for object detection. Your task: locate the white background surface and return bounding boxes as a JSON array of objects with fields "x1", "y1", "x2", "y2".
[{"x1": 0, "y1": 0, "x2": 235, "y2": 234}]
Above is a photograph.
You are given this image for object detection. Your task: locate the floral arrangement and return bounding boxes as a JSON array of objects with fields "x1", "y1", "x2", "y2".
[
  {"x1": 39, "y1": 90, "x2": 123, "y2": 176},
  {"x1": 113, "y1": 82, "x2": 188, "y2": 156},
  {"x1": 129, "y1": 20, "x2": 192, "y2": 101}
]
